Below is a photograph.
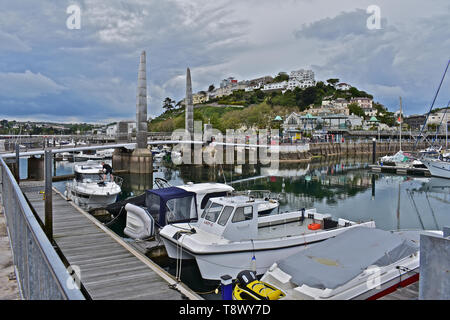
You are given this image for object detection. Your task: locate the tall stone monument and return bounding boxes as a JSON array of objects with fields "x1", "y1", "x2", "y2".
[
  {"x1": 185, "y1": 68, "x2": 194, "y2": 139},
  {"x1": 114, "y1": 50, "x2": 152, "y2": 175},
  {"x1": 136, "y1": 51, "x2": 149, "y2": 149},
  {"x1": 130, "y1": 50, "x2": 152, "y2": 173}
]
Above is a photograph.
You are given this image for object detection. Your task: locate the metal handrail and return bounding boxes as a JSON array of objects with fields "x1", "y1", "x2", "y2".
[{"x1": 0, "y1": 157, "x2": 85, "y2": 300}]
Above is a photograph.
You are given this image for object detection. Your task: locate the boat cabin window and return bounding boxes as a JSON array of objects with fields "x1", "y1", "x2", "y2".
[
  {"x1": 204, "y1": 203, "x2": 224, "y2": 223},
  {"x1": 217, "y1": 206, "x2": 234, "y2": 226},
  {"x1": 200, "y1": 192, "x2": 228, "y2": 209},
  {"x1": 77, "y1": 173, "x2": 101, "y2": 182},
  {"x1": 166, "y1": 195, "x2": 197, "y2": 224},
  {"x1": 201, "y1": 200, "x2": 212, "y2": 218},
  {"x1": 232, "y1": 206, "x2": 253, "y2": 223}
]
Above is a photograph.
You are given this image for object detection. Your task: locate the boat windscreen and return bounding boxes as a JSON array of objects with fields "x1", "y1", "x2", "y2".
[
  {"x1": 146, "y1": 187, "x2": 198, "y2": 226},
  {"x1": 78, "y1": 173, "x2": 102, "y2": 182},
  {"x1": 166, "y1": 195, "x2": 197, "y2": 224}
]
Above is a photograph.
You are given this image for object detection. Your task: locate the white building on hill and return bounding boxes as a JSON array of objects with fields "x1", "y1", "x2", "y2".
[
  {"x1": 262, "y1": 81, "x2": 288, "y2": 92},
  {"x1": 335, "y1": 83, "x2": 351, "y2": 91}
]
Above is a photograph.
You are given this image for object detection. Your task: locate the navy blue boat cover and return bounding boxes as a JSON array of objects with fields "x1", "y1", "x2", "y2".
[
  {"x1": 277, "y1": 228, "x2": 420, "y2": 290},
  {"x1": 146, "y1": 187, "x2": 197, "y2": 226}
]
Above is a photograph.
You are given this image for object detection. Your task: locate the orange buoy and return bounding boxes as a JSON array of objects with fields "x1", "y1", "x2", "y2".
[{"x1": 308, "y1": 223, "x2": 321, "y2": 230}]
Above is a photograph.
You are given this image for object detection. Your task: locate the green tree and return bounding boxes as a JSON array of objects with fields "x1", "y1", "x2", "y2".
[
  {"x1": 326, "y1": 78, "x2": 339, "y2": 86},
  {"x1": 348, "y1": 102, "x2": 365, "y2": 117},
  {"x1": 163, "y1": 97, "x2": 175, "y2": 112},
  {"x1": 273, "y1": 72, "x2": 289, "y2": 83}
]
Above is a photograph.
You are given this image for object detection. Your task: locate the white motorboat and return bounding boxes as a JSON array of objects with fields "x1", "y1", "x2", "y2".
[
  {"x1": 421, "y1": 155, "x2": 450, "y2": 179},
  {"x1": 379, "y1": 151, "x2": 413, "y2": 168},
  {"x1": 65, "y1": 161, "x2": 122, "y2": 211},
  {"x1": 260, "y1": 228, "x2": 442, "y2": 300},
  {"x1": 120, "y1": 182, "x2": 280, "y2": 239},
  {"x1": 178, "y1": 183, "x2": 279, "y2": 216},
  {"x1": 159, "y1": 196, "x2": 375, "y2": 280}
]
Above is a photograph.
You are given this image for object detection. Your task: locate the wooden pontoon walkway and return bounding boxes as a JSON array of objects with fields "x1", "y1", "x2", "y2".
[
  {"x1": 20, "y1": 181, "x2": 200, "y2": 300},
  {"x1": 370, "y1": 165, "x2": 431, "y2": 176}
]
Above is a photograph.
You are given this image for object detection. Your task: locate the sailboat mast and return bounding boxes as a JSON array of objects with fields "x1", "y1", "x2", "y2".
[{"x1": 399, "y1": 96, "x2": 402, "y2": 151}]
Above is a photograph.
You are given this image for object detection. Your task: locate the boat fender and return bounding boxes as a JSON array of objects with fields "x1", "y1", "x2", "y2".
[{"x1": 123, "y1": 203, "x2": 155, "y2": 240}]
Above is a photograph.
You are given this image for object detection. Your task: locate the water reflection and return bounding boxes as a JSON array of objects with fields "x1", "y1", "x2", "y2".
[
  {"x1": 36, "y1": 155, "x2": 449, "y2": 233},
  {"x1": 150, "y1": 156, "x2": 449, "y2": 232}
]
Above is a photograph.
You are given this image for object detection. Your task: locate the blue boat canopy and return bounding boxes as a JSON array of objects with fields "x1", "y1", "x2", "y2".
[{"x1": 146, "y1": 187, "x2": 198, "y2": 226}]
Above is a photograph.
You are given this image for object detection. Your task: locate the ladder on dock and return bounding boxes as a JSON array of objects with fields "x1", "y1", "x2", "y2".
[{"x1": 20, "y1": 181, "x2": 200, "y2": 300}]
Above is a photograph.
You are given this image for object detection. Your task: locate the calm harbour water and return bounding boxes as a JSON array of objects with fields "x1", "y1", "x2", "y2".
[{"x1": 19, "y1": 156, "x2": 450, "y2": 298}]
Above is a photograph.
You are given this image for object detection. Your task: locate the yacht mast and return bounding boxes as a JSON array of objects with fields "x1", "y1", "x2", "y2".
[{"x1": 399, "y1": 96, "x2": 402, "y2": 152}]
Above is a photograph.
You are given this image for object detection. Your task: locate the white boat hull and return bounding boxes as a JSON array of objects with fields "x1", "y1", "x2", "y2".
[
  {"x1": 161, "y1": 221, "x2": 376, "y2": 280},
  {"x1": 421, "y1": 159, "x2": 450, "y2": 179},
  {"x1": 65, "y1": 183, "x2": 120, "y2": 211}
]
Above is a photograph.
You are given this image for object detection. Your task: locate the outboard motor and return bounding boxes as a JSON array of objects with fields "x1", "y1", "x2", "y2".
[{"x1": 123, "y1": 203, "x2": 155, "y2": 240}]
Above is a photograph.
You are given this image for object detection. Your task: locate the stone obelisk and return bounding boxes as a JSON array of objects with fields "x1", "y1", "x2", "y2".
[
  {"x1": 129, "y1": 50, "x2": 152, "y2": 173},
  {"x1": 185, "y1": 68, "x2": 194, "y2": 139},
  {"x1": 136, "y1": 51, "x2": 149, "y2": 149}
]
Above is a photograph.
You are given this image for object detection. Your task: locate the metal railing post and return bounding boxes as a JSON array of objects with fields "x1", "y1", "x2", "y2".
[
  {"x1": 44, "y1": 149, "x2": 53, "y2": 240},
  {"x1": 15, "y1": 143, "x2": 20, "y2": 184}
]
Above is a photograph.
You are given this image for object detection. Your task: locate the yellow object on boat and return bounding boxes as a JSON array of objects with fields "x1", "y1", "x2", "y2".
[{"x1": 232, "y1": 270, "x2": 285, "y2": 300}]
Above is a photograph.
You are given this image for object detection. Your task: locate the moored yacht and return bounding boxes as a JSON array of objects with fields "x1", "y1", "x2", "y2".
[
  {"x1": 421, "y1": 154, "x2": 450, "y2": 179},
  {"x1": 159, "y1": 195, "x2": 375, "y2": 280},
  {"x1": 65, "y1": 161, "x2": 122, "y2": 211}
]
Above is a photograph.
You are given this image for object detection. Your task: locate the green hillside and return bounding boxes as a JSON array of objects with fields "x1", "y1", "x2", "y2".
[{"x1": 148, "y1": 81, "x2": 392, "y2": 133}]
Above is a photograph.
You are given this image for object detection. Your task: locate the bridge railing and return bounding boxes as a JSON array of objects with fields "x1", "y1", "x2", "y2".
[{"x1": 0, "y1": 157, "x2": 85, "y2": 300}]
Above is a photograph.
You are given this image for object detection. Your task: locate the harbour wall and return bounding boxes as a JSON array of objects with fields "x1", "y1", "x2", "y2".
[{"x1": 278, "y1": 141, "x2": 427, "y2": 161}]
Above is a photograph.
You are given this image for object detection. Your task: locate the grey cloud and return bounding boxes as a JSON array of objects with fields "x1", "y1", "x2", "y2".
[
  {"x1": 0, "y1": 31, "x2": 31, "y2": 52},
  {"x1": 294, "y1": 8, "x2": 389, "y2": 40},
  {"x1": 0, "y1": 70, "x2": 66, "y2": 98}
]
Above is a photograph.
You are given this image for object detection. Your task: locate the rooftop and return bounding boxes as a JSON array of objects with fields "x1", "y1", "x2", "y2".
[{"x1": 177, "y1": 182, "x2": 234, "y2": 194}]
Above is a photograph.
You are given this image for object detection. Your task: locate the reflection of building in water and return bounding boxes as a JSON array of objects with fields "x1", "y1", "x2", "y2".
[
  {"x1": 282, "y1": 192, "x2": 315, "y2": 211},
  {"x1": 123, "y1": 173, "x2": 153, "y2": 195},
  {"x1": 178, "y1": 164, "x2": 260, "y2": 184},
  {"x1": 406, "y1": 177, "x2": 450, "y2": 205},
  {"x1": 172, "y1": 157, "x2": 376, "y2": 207}
]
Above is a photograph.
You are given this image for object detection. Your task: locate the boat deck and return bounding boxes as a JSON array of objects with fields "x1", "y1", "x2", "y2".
[
  {"x1": 20, "y1": 181, "x2": 200, "y2": 300},
  {"x1": 257, "y1": 218, "x2": 329, "y2": 240}
]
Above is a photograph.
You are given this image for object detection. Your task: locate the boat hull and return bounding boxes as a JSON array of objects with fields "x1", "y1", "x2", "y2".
[
  {"x1": 65, "y1": 185, "x2": 119, "y2": 211},
  {"x1": 161, "y1": 222, "x2": 376, "y2": 280},
  {"x1": 421, "y1": 159, "x2": 450, "y2": 179}
]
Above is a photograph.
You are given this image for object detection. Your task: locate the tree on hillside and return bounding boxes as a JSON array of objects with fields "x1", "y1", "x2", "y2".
[
  {"x1": 208, "y1": 84, "x2": 215, "y2": 92},
  {"x1": 163, "y1": 97, "x2": 175, "y2": 112},
  {"x1": 348, "y1": 102, "x2": 365, "y2": 118},
  {"x1": 273, "y1": 72, "x2": 289, "y2": 83},
  {"x1": 326, "y1": 79, "x2": 339, "y2": 86}
]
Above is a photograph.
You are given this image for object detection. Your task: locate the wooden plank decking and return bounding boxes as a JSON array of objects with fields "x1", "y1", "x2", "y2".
[
  {"x1": 20, "y1": 181, "x2": 200, "y2": 300},
  {"x1": 370, "y1": 165, "x2": 431, "y2": 176}
]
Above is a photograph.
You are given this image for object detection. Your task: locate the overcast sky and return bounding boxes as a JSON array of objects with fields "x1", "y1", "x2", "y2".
[{"x1": 0, "y1": 0, "x2": 449, "y2": 123}]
